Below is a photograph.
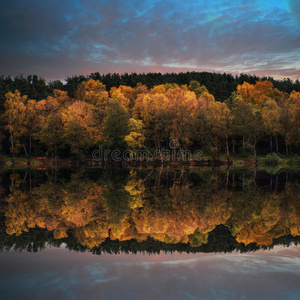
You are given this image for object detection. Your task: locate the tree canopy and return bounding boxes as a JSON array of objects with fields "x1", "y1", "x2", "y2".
[{"x1": 1, "y1": 73, "x2": 300, "y2": 159}]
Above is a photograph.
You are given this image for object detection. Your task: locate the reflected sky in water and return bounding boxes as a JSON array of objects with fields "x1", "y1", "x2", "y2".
[
  {"x1": 1, "y1": 245, "x2": 300, "y2": 300},
  {"x1": 1, "y1": 169, "x2": 300, "y2": 299}
]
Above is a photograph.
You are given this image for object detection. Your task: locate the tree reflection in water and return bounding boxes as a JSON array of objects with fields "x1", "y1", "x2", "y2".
[{"x1": 1, "y1": 168, "x2": 300, "y2": 254}]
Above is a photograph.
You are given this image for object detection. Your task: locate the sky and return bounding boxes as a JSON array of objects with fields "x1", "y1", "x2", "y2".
[{"x1": 0, "y1": 0, "x2": 300, "y2": 82}]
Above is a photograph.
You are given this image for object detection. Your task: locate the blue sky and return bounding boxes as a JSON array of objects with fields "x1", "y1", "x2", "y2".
[{"x1": 0, "y1": 0, "x2": 299, "y2": 81}]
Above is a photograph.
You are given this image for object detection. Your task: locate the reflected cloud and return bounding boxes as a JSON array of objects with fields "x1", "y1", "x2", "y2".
[{"x1": 1, "y1": 246, "x2": 300, "y2": 299}]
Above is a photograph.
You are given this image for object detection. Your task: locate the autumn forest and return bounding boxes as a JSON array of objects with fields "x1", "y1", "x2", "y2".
[{"x1": 1, "y1": 72, "x2": 300, "y2": 161}]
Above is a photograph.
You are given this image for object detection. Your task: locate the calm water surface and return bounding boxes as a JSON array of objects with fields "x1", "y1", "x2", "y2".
[
  {"x1": 1, "y1": 168, "x2": 300, "y2": 299},
  {"x1": 1, "y1": 245, "x2": 300, "y2": 299}
]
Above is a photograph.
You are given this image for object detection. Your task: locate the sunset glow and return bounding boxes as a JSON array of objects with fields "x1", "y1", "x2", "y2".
[{"x1": 0, "y1": 0, "x2": 299, "y2": 80}]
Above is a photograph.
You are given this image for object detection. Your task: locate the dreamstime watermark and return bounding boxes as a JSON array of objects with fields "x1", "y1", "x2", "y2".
[{"x1": 92, "y1": 140, "x2": 203, "y2": 162}]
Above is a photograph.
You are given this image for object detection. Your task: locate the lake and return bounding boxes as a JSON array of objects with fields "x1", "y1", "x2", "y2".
[{"x1": 1, "y1": 168, "x2": 300, "y2": 299}]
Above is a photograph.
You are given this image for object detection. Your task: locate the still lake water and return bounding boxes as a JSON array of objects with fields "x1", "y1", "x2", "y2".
[{"x1": 1, "y1": 168, "x2": 300, "y2": 299}]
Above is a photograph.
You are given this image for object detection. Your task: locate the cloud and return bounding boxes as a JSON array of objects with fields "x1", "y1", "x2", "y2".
[
  {"x1": 0, "y1": 0, "x2": 299, "y2": 81},
  {"x1": 287, "y1": 0, "x2": 300, "y2": 25}
]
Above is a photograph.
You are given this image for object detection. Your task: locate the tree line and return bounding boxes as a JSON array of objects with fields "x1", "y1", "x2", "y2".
[
  {"x1": 1, "y1": 74, "x2": 300, "y2": 159},
  {"x1": 1, "y1": 72, "x2": 300, "y2": 107}
]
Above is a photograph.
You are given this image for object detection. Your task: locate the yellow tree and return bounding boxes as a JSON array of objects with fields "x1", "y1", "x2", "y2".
[
  {"x1": 237, "y1": 80, "x2": 278, "y2": 108},
  {"x1": 164, "y1": 87, "x2": 198, "y2": 151},
  {"x1": 132, "y1": 92, "x2": 170, "y2": 152},
  {"x1": 4, "y1": 90, "x2": 40, "y2": 156},
  {"x1": 133, "y1": 85, "x2": 199, "y2": 154},
  {"x1": 25, "y1": 90, "x2": 71, "y2": 157},
  {"x1": 61, "y1": 101, "x2": 102, "y2": 158},
  {"x1": 109, "y1": 89, "x2": 130, "y2": 111},
  {"x1": 150, "y1": 84, "x2": 166, "y2": 95},
  {"x1": 35, "y1": 94, "x2": 63, "y2": 158},
  {"x1": 194, "y1": 91, "x2": 220, "y2": 159},
  {"x1": 288, "y1": 91, "x2": 300, "y2": 148},
  {"x1": 110, "y1": 85, "x2": 136, "y2": 109},
  {"x1": 4, "y1": 91, "x2": 27, "y2": 155},
  {"x1": 51, "y1": 89, "x2": 73, "y2": 108},
  {"x1": 23, "y1": 99, "x2": 41, "y2": 156},
  {"x1": 134, "y1": 82, "x2": 148, "y2": 96},
  {"x1": 75, "y1": 79, "x2": 109, "y2": 108},
  {"x1": 125, "y1": 118, "x2": 145, "y2": 154}
]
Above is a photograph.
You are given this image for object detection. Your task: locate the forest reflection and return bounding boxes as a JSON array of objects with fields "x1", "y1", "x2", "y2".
[{"x1": 1, "y1": 168, "x2": 300, "y2": 254}]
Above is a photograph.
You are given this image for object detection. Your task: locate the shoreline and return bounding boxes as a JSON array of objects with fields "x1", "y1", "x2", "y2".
[{"x1": 1, "y1": 155, "x2": 292, "y2": 171}]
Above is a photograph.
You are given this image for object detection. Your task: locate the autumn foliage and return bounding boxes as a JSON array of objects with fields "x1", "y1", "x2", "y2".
[{"x1": 2, "y1": 79, "x2": 300, "y2": 158}]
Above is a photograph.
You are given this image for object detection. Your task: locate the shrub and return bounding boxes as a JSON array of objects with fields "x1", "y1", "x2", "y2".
[
  {"x1": 259, "y1": 153, "x2": 282, "y2": 167},
  {"x1": 285, "y1": 156, "x2": 300, "y2": 170}
]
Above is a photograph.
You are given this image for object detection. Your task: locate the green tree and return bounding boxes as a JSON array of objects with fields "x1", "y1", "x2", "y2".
[
  {"x1": 103, "y1": 100, "x2": 130, "y2": 153},
  {"x1": 262, "y1": 99, "x2": 280, "y2": 152},
  {"x1": 188, "y1": 80, "x2": 208, "y2": 99},
  {"x1": 231, "y1": 95, "x2": 264, "y2": 158}
]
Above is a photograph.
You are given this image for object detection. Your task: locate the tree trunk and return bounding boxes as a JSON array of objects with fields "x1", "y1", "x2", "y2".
[
  {"x1": 254, "y1": 136, "x2": 257, "y2": 163},
  {"x1": 23, "y1": 142, "x2": 28, "y2": 157},
  {"x1": 55, "y1": 142, "x2": 57, "y2": 170},
  {"x1": 29, "y1": 135, "x2": 32, "y2": 157},
  {"x1": 225, "y1": 135, "x2": 230, "y2": 163},
  {"x1": 10, "y1": 133, "x2": 15, "y2": 158},
  {"x1": 226, "y1": 167, "x2": 229, "y2": 191}
]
